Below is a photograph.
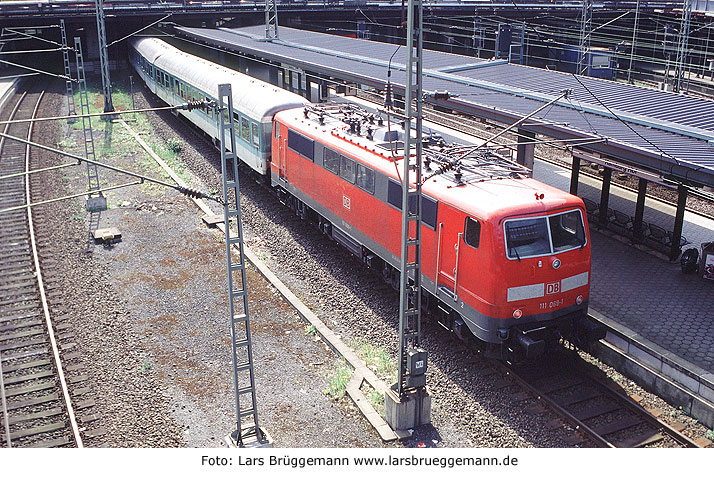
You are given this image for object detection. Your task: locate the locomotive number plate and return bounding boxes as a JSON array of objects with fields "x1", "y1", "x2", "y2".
[{"x1": 539, "y1": 298, "x2": 564, "y2": 310}]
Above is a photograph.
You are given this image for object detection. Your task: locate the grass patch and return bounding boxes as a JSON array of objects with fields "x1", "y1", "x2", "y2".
[
  {"x1": 322, "y1": 337, "x2": 397, "y2": 414},
  {"x1": 349, "y1": 338, "x2": 396, "y2": 384},
  {"x1": 323, "y1": 359, "x2": 353, "y2": 400}
]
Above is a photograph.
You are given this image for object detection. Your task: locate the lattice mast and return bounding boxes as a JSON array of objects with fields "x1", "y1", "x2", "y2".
[
  {"x1": 60, "y1": 20, "x2": 76, "y2": 119},
  {"x1": 265, "y1": 0, "x2": 279, "y2": 40},
  {"x1": 627, "y1": 0, "x2": 641, "y2": 83},
  {"x1": 577, "y1": 0, "x2": 593, "y2": 76},
  {"x1": 94, "y1": 0, "x2": 113, "y2": 112},
  {"x1": 396, "y1": 0, "x2": 425, "y2": 398},
  {"x1": 74, "y1": 37, "x2": 104, "y2": 250},
  {"x1": 673, "y1": 0, "x2": 692, "y2": 93},
  {"x1": 217, "y1": 84, "x2": 265, "y2": 447}
]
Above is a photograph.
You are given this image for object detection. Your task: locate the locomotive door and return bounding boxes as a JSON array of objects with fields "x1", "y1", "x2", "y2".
[
  {"x1": 436, "y1": 207, "x2": 465, "y2": 297},
  {"x1": 279, "y1": 137, "x2": 288, "y2": 182}
]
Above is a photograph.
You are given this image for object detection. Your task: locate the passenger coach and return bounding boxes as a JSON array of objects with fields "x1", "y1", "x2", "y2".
[{"x1": 129, "y1": 37, "x2": 307, "y2": 175}]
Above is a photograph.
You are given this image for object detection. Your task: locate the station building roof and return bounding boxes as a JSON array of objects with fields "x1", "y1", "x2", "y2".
[{"x1": 174, "y1": 24, "x2": 714, "y2": 189}]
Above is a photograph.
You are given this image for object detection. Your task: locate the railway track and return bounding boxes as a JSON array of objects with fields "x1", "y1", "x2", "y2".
[
  {"x1": 0, "y1": 87, "x2": 98, "y2": 448},
  {"x1": 491, "y1": 350, "x2": 701, "y2": 448}
]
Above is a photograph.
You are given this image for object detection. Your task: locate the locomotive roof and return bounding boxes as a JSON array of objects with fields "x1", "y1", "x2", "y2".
[
  {"x1": 130, "y1": 37, "x2": 308, "y2": 122},
  {"x1": 276, "y1": 105, "x2": 581, "y2": 221}
]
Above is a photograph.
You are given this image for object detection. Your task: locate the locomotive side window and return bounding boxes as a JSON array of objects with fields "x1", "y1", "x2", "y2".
[
  {"x1": 387, "y1": 180, "x2": 402, "y2": 209},
  {"x1": 422, "y1": 196, "x2": 438, "y2": 229},
  {"x1": 324, "y1": 148, "x2": 340, "y2": 175},
  {"x1": 287, "y1": 129, "x2": 314, "y2": 161},
  {"x1": 356, "y1": 164, "x2": 374, "y2": 194},
  {"x1": 464, "y1": 218, "x2": 481, "y2": 248},
  {"x1": 387, "y1": 180, "x2": 435, "y2": 224},
  {"x1": 340, "y1": 156, "x2": 356, "y2": 183},
  {"x1": 549, "y1": 210, "x2": 586, "y2": 252}
]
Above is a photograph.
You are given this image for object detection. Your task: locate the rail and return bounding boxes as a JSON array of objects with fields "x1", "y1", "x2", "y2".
[
  {"x1": 492, "y1": 353, "x2": 701, "y2": 448},
  {"x1": 0, "y1": 88, "x2": 83, "y2": 448}
]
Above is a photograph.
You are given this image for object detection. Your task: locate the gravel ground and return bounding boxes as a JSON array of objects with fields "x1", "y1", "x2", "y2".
[
  {"x1": 31, "y1": 81, "x2": 383, "y2": 448},
  {"x1": 25, "y1": 72, "x2": 713, "y2": 449}
]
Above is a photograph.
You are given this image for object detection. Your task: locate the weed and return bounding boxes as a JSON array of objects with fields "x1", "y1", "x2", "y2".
[
  {"x1": 706, "y1": 430, "x2": 714, "y2": 441},
  {"x1": 57, "y1": 137, "x2": 77, "y2": 149},
  {"x1": 349, "y1": 338, "x2": 396, "y2": 384},
  {"x1": 323, "y1": 359, "x2": 353, "y2": 400},
  {"x1": 140, "y1": 360, "x2": 151, "y2": 373},
  {"x1": 366, "y1": 389, "x2": 385, "y2": 416},
  {"x1": 304, "y1": 325, "x2": 317, "y2": 337},
  {"x1": 167, "y1": 137, "x2": 183, "y2": 153}
]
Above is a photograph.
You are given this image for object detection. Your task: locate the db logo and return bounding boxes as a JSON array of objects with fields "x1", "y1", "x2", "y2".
[
  {"x1": 546, "y1": 282, "x2": 561, "y2": 295},
  {"x1": 342, "y1": 195, "x2": 351, "y2": 210}
]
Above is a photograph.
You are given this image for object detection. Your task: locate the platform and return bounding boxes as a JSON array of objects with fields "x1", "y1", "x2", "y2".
[
  {"x1": 0, "y1": 73, "x2": 19, "y2": 112},
  {"x1": 534, "y1": 159, "x2": 714, "y2": 427}
]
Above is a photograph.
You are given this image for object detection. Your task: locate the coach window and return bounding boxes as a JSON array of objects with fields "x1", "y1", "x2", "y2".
[
  {"x1": 464, "y1": 217, "x2": 481, "y2": 249},
  {"x1": 340, "y1": 156, "x2": 356, "y2": 183},
  {"x1": 324, "y1": 148, "x2": 340, "y2": 175},
  {"x1": 251, "y1": 123, "x2": 260, "y2": 147},
  {"x1": 355, "y1": 164, "x2": 374, "y2": 194},
  {"x1": 241, "y1": 117, "x2": 250, "y2": 142}
]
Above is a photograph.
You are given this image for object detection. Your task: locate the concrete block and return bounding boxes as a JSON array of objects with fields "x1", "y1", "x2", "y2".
[{"x1": 384, "y1": 387, "x2": 431, "y2": 434}]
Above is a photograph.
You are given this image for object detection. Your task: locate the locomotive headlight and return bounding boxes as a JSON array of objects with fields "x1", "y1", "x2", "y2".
[
  {"x1": 513, "y1": 309, "x2": 523, "y2": 319},
  {"x1": 576, "y1": 295, "x2": 584, "y2": 305}
]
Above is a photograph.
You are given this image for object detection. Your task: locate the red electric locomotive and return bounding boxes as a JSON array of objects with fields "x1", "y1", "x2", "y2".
[{"x1": 270, "y1": 104, "x2": 605, "y2": 361}]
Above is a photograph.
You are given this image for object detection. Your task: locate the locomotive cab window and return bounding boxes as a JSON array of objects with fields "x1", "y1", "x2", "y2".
[
  {"x1": 550, "y1": 210, "x2": 586, "y2": 252},
  {"x1": 464, "y1": 218, "x2": 481, "y2": 248},
  {"x1": 504, "y1": 209, "x2": 586, "y2": 260}
]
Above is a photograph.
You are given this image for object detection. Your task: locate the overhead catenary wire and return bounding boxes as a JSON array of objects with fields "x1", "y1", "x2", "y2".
[
  {"x1": 0, "y1": 100, "x2": 208, "y2": 126},
  {"x1": 0, "y1": 128, "x2": 223, "y2": 215}
]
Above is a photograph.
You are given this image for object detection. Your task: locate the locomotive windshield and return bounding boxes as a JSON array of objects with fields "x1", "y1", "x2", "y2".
[{"x1": 505, "y1": 209, "x2": 586, "y2": 260}]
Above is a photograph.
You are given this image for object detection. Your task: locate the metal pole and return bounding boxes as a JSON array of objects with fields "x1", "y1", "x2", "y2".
[
  {"x1": 627, "y1": 0, "x2": 640, "y2": 83},
  {"x1": 217, "y1": 84, "x2": 264, "y2": 447},
  {"x1": 397, "y1": 0, "x2": 424, "y2": 399},
  {"x1": 94, "y1": 0, "x2": 113, "y2": 112},
  {"x1": 265, "y1": 0, "x2": 279, "y2": 40},
  {"x1": 60, "y1": 19, "x2": 76, "y2": 119},
  {"x1": 674, "y1": 0, "x2": 692, "y2": 93}
]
